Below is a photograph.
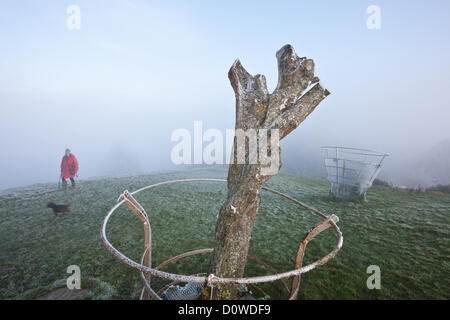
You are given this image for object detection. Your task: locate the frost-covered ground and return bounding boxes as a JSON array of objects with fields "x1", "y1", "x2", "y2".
[{"x1": 0, "y1": 168, "x2": 448, "y2": 299}]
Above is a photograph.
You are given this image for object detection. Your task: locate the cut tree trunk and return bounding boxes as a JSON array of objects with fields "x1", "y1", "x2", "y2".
[{"x1": 205, "y1": 44, "x2": 330, "y2": 299}]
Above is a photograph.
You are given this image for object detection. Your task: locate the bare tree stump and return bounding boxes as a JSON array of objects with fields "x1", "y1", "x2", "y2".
[{"x1": 205, "y1": 44, "x2": 330, "y2": 299}]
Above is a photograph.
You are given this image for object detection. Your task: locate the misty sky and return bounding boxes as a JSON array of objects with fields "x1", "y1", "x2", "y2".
[{"x1": 1, "y1": 0, "x2": 450, "y2": 189}]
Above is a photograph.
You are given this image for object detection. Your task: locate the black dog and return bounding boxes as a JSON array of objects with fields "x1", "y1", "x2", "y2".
[{"x1": 46, "y1": 202, "x2": 71, "y2": 216}]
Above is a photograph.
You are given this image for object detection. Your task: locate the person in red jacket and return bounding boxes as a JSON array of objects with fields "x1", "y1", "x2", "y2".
[{"x1": 61, "y1": 148, "x2": 79, "y2": 187}]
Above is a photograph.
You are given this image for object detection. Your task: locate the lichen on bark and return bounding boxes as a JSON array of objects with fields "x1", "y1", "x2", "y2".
[{"x1": 205, "y1": 44, "x2": 330, "y2": 299}]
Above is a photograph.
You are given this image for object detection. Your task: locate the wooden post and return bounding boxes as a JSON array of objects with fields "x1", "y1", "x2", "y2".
[{"x1": 120, "y1": 191, "x2": 152, "y2": 300}]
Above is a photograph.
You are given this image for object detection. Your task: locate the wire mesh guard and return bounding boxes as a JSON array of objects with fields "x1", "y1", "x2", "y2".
[
  {"x1": 100, "y1": 179, "x2": 343, "y2": 300},
  {"x1": 322, "y1": 147, "x2": 388, "y2": 200}
]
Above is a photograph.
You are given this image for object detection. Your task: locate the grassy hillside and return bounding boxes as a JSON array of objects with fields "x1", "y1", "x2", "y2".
[{"x1": 0, "y1": 168, "x2": 448, "y2": 299}]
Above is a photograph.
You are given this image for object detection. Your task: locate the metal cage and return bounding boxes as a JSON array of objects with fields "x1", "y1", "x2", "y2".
[
  {"x1": 322, "y1": 147, "x2": 388, "y2": 200},
  {"x1": 100, "y1": 179, "x2": 343, "y2": 300}
]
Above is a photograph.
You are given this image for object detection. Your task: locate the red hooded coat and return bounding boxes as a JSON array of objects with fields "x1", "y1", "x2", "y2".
[{"x1": 61, "y1": 154, "x2": 79, "y2": 179}]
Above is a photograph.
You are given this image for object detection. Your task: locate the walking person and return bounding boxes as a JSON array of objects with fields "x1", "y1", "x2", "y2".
[{"x1": 61, "y1": 148, "x2": 79, "y2": 188}]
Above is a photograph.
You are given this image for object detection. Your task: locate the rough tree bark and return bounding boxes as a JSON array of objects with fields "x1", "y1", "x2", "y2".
[{"x1": 205, "y1": 44, "x2": 330, "y2": 299}]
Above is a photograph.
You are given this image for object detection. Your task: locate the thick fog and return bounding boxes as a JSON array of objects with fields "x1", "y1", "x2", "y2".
[{"x1": 1, "y1": 1, "x2": 450, "y2": 190}]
